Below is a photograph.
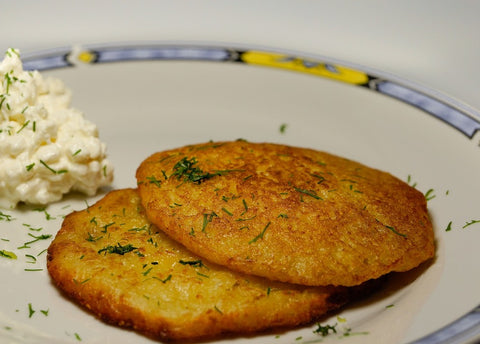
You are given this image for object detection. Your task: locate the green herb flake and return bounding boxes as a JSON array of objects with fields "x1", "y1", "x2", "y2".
[
  {"x1": 98, "y1": 243, "x2": 138, "y2": 255},
  {"x1": 16, "y1": 120, "x2": 30, "y2": 133},
  {"x1": 463, "y1": 219, "x2": 480, "y2": 229},
  {"x1": 221, "y1": 207, "x2": 233, "y2": 216},
  {"x1": 23, "y1": 223, "x2": 42, "y2": 231},
  {"x1": 146, "y1": 175, "x2": 162, "y2": 188},
  {"x1": 313, "y1": 323, "x2": 337, "y2": 337},
  {"x1": 17, "y1": 233, "x2": 52, "y2": 249},
  {"x1": 375, "y1": 219, "x2": 407, "y2": 238},
  {"x1": 249, "y1": 222, "x2": 271, "y2": 244},
  {"x1": 179, "y1": 259, "x2": 206, "y2": 268},
  {"x1": 407, "y1": 174, "x2": 417, "y2": 188},
  {"x1": 424, "y1": 189, "x2": 436, "y2": 201},
  {"x1": 342, "y1": 328, "x2": 370, "y2": 337},
  {"x1": 34, "y1": 207, "x2": 55, "y2": 220},
  {"x1": 293, "y1": 187, "x2": 322, "y2": 200},
  {"x1": 25, "y1": 254, "x2": 37, "y2": 263},
  {"x1": 85, "y1": 232, "x2": 103, "y2": 242},
  {"x1": 0, "y1": 249, "x2": 17, "y2": 259},
  {"x1": 385, "y1": 225, "x2": 407, "y2": 238},
  {"x1": 28, "y1": 303, "x2": 35, "y2": 318},
  {"x1": 172, "y1": 157, "x2": 216, "y2": 184},
  {"x1": 202, "y1": 211, "x2": 218, "y2": 232},
  {"x1": 445, "y1": 221, "x2": 453, "y2": 232},
  {"x1": 0, "y1": 211, "x2": 14, "y2": 222},
  {"x1": 279, "y1": 123, "x2": 288, "y2": 134},
  {"x1": 39, "y1": 160, "x2": 68, "y2": 174},
  {"x1": 101, "y1": 222, "x2": 115, "y2": 233},
  {"x1": 158, "y1": 274, "x2": 172, "y2": 283}
]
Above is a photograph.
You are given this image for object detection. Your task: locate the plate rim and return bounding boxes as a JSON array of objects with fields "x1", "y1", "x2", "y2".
[{"x1": 10, "y1": 41, "x2": 480, "y2": 344}]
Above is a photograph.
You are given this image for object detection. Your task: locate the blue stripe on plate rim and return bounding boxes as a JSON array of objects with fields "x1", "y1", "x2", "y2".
[{"x1": 19, "y1": 42, "x2": 480, "y2": 344}]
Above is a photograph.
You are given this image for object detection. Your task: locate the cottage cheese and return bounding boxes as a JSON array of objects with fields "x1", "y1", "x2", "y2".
[{"x1": 0, "y1": 48, "x2": 113, "y2": 208}]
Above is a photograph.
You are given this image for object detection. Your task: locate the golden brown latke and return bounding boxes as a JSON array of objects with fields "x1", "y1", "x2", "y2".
[
  {"x1": 47, "y1": 188, "x2": 367, "y2": 342},
  {"x1": 136, "y1": 140, "x2": 434, "y2": 287}
]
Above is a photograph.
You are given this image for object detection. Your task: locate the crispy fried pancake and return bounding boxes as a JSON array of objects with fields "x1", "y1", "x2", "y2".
[
  {"x1": 136, "y1": 140, "x2": 434, "y2": 287},
  {"x1": 47, "y1": 188, "x2": 366, "y2": 341}
]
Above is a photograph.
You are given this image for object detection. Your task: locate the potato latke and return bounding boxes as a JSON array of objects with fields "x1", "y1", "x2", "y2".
[
  {"x1": 136, "y1": 140, "x2": 434, "y2": 287},
  {"x1": 47, "y1": 188, "x2": 369, "y2": 341}
]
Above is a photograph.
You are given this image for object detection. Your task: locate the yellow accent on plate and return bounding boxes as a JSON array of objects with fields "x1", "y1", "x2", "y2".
[{"x1": 241, "y1": 51, "x2": 368, "y2": 85}]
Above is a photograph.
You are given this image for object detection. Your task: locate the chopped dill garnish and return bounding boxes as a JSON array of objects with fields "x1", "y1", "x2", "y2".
[
  {"x1": 28, "y1": 303, "x2": 35, "y2": 318},
  {"x1": 0, "y1": 249, "x2": 17, "y2": 259},
  {"x1": 202, "y1": 211, "x2": 218, "y2": 232},
  {"x1": 25, "y1": 254, "x2": 37, "y2": 263},
  {"x1": 158, "y1": 274, "x2": 172, "y2": 283},
  {"x1": 313, "y1": 323, "x2": 337, "y2": 336},
  {"x1": 17, "y1": 233, "x2": 52, "y2": 249},
  {"x1": 375, "y1": 219, "x2": 407, "y2": 238},
  {"x1": 249, "y1": 222, "x2": 271, "y2": 244},
  {"x1": 407, "y1": 174, "x2": 417, "y2": 188},
  {"x1": 311, "y1": 173, "x2": 326, "y2": 184},
  {"x1": 463, "y1": 219, "x2": 480, "y2": 229},
  {"x1": 171, "y1": 157, "x2": 243, "y2": 184},
  {"x1": 424, "y1": 189, "x2": 436, "y2": 201},
  {"x1": 445, "y1": 221, "x2": 453, "y2": 232},
  {"x1": 16, "y1": 120, "x2": 30, "y2": 133},
  {"x1": 172, "y1": 157, "x2": 217, "y2": 184},
  {"x1": 39, "y1": 160, "x2": 68, "y2": 174},
  {"x1": 100, "y1": 222, "x2": 115, "y2": 233},
  {"x1": 33, "y1": 207, "x2": 55, "y2": 220},
  {"x1": 221, "y1": 207, "x2": 233, "y2": 216},
  {"x1": 85, "y1": 231, "x2": 97, "y2": 241},
  {"x1": 0, "y1": 211, "x2": 14, "y2": 221},
  {"x1": 236, "y1": 215, "x2": 257, "y2": 222},
  {"x1": 146, "y1": 175, "x2": 162, "y2": 187},
  {"x1": 98, "y1": 243, "x2": 138, "y2": 255},
  {"x1": 179, "y1": 259, "x2": 206, "y2": 268},
  {"x1": 242, "y1": 199, "x2": 248, "y2": 212},
  {"x1": 293, "y1": 187, "x2": 322, "y2": 200},
  {"x1": 142, "y1": 267, "x2": 153, "y2": 276}
]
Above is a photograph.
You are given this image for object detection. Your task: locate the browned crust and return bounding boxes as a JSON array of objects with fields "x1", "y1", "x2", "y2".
[
  {"x1": 136, "y1": 141, "x2": 435, "y2": 287},
  {"x1": 47, "y1": 188, "x2": 371, "y2": 341}
]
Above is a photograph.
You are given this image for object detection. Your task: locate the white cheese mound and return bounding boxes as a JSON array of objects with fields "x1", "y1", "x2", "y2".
[{"x1": 0, "y1": 48, "x2": 114, "y2": 208}]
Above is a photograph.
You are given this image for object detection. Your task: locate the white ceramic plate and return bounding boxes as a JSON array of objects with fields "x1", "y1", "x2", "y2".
[{"x1": 1, "y1": 43, "x2": 479, "y2": 344}]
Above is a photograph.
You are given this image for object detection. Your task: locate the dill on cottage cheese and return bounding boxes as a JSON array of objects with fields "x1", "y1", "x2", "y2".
[{"x1": 0, "y1": 48, "x2": 113, "y2": 208}]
